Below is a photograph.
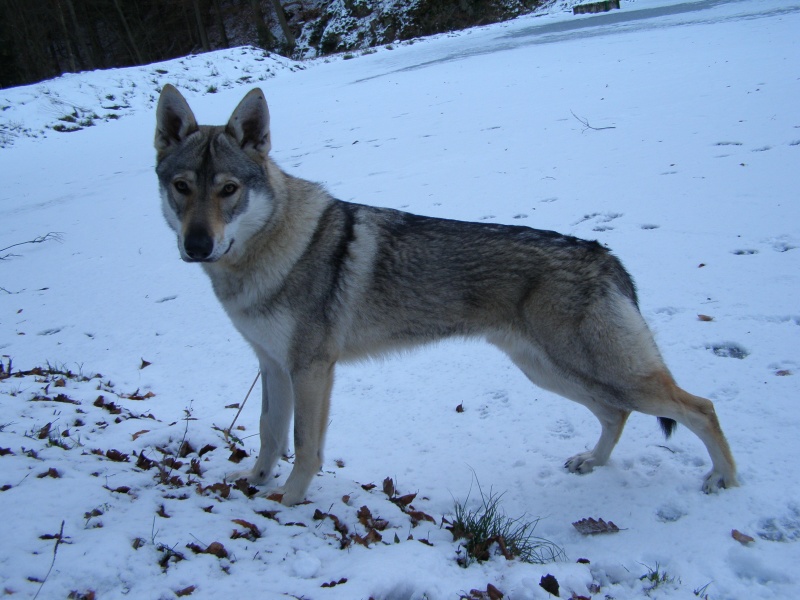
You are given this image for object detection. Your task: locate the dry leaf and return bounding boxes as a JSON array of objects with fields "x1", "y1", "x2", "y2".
[
  {"x1": 732, "y1": 529, "x2": 755, "y2": 545},
  {"x1": 131, "y1": 429, "x2": 150, "y2": 441},
  {"x1": 227, "y1": 448, "x2": 248, "y2": 463},
  {"x1": 539, "y1": 574, "x2": 559, "y2": 597},
  {"x1": 175, "y1": 585, "x2": 195, "y2": 597},
  {"x1": 697, "y1": 314, "x2": 714, "y2": 322},
  {"x1": 572, "y1": 517, "x2": 620, "y2": 535},
  {"x1": 205, "y1": 541, "x2": 229, "y2": 558},
  {"x1": 37, "y1": 467, "x2": 61, "y2": 479},
  {"x1": 486, "y1": 584, "x2": 504, "y2": 600}
]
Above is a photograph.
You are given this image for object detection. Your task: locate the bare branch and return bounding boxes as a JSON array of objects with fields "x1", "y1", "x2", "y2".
[
  {"x1": 571, "y1": 110, "x2": 616, "y2": 132},
  {"x1": 33, "y1": 520, "x2": 67, "y2": 600},
  {"x1": 0, "y1": 232, "x2": 63, "y2": 260}
]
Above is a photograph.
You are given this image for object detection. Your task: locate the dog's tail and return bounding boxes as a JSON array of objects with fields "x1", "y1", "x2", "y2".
[{"x1": 658, "y1": 417, "x2": 677, "y2": 438}]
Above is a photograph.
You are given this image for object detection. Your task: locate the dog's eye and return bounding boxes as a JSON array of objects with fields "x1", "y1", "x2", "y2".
[
  {"x1": 220, "y1": 183, "x2": 238, "y2": 198},
  {"x1": 173, "y1": 180, "x2": 190, "y2": 195}
]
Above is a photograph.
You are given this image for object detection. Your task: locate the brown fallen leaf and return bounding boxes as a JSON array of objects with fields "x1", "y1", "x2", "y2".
[
  {"x1": 37, "y1": 467, "x2": 61, "y2": 479},
  {"x1": 572, "y1": 517, "x2": 620, "y2": 535},
  {"x1": 732, "y1": 529, "x2": 755, "y2": 545},
  {"x1": 539, "y1": 574, "x2": 559, "y2": 597},
  {"x1": 697, "y1": 314, "x2": 714, "y2": 322},
  {"x1": 105, "y1": 449, "x2": 129, "y2": 462},
  {"x1": 205, "y1": 541, "x2": 229, "y2": 558},
  {"x1": 131, "y1": 430, "x2": 150, "y2": 441},
  {"x1": 486, "y1": 584, "x2": 504, "y2": 600},
  {"x1": 175, "y1": 585, "x2": 195, "y2": 597},
  {"x1": 228, "y1": 448, "x2": 248, "y2": 464}
]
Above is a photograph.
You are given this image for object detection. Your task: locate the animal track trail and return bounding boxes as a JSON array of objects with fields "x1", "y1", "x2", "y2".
[
  {"x1": 707, "y1": 342, "x2": 749, "y2": 360},
  {"x1": 731, "y1": 235, "x2": 797, "y2": 256},
  {"x1": 573, "y1": 212, "x2": 623, "y2": 232}
]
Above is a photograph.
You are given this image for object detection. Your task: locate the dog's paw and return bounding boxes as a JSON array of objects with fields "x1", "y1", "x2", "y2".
[
  {"x1": 226, "y1": 467, "x2": 268, "y2": 486},
  {"x1": 565, "y1": 451, "x2": 599, "y2": 474},
  {"x1": 278, "y1": 484, "x2": 307, "y2": 506},
  {"x1": 702, "y1": 470, "x2": 739, "y2": 493}
]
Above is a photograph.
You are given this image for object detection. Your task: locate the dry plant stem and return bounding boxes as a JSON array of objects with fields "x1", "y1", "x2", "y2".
[
  {"x1": 0, "y1": 232, "x2": 63, "y2": 259},
  {"x1": 226, "y1": 370, "x2": 261, "y2": 441},
  {"x1": 33, "y1": 520, "x2": 65, "y2": 600},
  {"x1": 570, "y1": 110, "x2": 616, "y2": 132}
]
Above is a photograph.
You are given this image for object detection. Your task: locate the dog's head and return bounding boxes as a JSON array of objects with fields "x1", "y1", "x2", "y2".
[{"x1": 155, "y1": 85, "x2": 274, "y2": 263}]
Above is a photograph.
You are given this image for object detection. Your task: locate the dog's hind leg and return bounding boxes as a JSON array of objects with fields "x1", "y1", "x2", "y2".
[
  {"x1": 565, "y1": 404, "x2": 630, "y2": 474},
  {"x1": 228, "y1": 354, "x2": 294, "y2": 487},
  {"x1": 280, "y1": 361, "x2": 334, "y2": 506},
  {"x1": 495, "y1": 338, "x2": 632, "y2": 475},
  {"x1": 636, "y1": 371, "x2": 738, "y2": 493}
]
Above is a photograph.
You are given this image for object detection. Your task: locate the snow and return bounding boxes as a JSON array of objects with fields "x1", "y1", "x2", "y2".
[{"x1": 1, "y1": 0, "x2": 799, "y2": 598}]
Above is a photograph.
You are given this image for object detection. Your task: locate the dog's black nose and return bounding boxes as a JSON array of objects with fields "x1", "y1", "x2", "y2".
[{"x1": 184, "y1": 228, "x2": 214, "y2": 261}]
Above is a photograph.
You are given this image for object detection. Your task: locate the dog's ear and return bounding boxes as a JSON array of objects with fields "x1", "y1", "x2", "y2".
[
  {"x1": 226, "y1": 88, "x2": 271, "y2": 159},
  {"x1": 155, "y1": 84, "x2": 199, "y2": 156}
]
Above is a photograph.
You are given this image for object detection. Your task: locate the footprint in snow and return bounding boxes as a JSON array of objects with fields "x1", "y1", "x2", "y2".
[
  {"x1": 768, "y1": 238, "x2": 796, "y2": 253},
  {"x1": 37, "y1": 327, "x2": 63, "y2": 336},
  {"x1": 573, "y1": 212, "x2": 623, "y2": 232},
  {"x1": 656, "y1": 504, "x2": 687, "y2": 523},
  {"x1": 707, "y1": 342, "x2": 749, "y2": 360},
  {"x1": 756, "y1": 507, "x2": 800, "y2": 542}
]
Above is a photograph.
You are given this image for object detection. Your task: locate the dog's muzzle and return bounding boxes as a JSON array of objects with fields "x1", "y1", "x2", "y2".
[{"x1": 183, "y1": 228, "x2": 215, "y2": 262}]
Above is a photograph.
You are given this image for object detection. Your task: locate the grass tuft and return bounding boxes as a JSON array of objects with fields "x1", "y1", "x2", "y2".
[{"x1": 449, "y1": 482, "x2": 564, "y2": 567}]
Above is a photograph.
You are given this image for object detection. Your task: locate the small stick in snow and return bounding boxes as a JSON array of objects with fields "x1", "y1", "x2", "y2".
[
  {"x1": 226, "y1": 370, "x2": 261, "y2": 441},
  {"x1": 33, "y1": 520, "x2": 66, "y2": 600},
  {"x1": 571, "y1": 110, "x2": 616, "y2": 132},
  {"x1": 0, "y1": 232, "x2": 63, "y2": 260}
]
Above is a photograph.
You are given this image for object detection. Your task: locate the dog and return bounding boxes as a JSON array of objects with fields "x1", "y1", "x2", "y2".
[{"x1": 154, "y1": 85, "x2": 737, "y2": 506}]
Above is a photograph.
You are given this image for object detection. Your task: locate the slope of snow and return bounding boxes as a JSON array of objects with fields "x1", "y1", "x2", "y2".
[{"x1": 1, "y1": 1, "x2": 799, "y2": 598}]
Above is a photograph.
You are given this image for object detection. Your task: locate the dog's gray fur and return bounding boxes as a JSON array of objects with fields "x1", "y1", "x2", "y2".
[{"x1": 155, "y1": 85, "x2": 737, "y2": 505}]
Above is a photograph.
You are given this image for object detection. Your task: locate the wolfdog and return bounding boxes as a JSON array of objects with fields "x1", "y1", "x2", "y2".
[{"x1": 155, "y1": 85, "x2": 737, "y2": 505}]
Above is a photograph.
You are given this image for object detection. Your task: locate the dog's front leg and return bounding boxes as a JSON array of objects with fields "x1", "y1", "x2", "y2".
[
  {"x1": 228, "y1": 356, "x2": 293, "y2": 486},
  {"x1": 280, "y1": 361, "x2": 334, "y2": 506}
]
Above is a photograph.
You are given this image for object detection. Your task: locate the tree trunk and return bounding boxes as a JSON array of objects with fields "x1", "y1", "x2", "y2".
[
  {"x1": 54, "y1": 0, "x2": 78, "y2": 72},
  {"x1": 268, "y1": 0, "x2": 295, "y2": 52},
  {"x1": 112, "y1": 0, "x2": 144, "y2": 64},
  {"x1": 211, "y1": 0, "x2": 230, "y2": 48},
  {"x1": 64, "y1": 0, "x2": 94, "y2": 70},
  {"x1": 248, "y1": 0, "x2": 277, "y2": 49},
  {"x1": 192, "y1": 0, "x2": 210, "y2": 51}
]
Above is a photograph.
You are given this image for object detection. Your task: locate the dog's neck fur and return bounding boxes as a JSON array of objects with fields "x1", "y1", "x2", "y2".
[{"x1": 202, "y1": 159, "x2": 331, "y2": 308}]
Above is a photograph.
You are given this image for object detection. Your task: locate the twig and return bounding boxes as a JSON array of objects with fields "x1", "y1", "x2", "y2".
[
  {"x1": 0, "y1": 232, "x2": 63, "y2": 260},
  {"x1": 571, "y1": 110, "x2": 616, "y2": 132},
  {"x1": 33, "y1": 520, "x2": 65, "y2": 600},
  {"x1": 225, "y1": 371, "x2": 261, "y2": 442}
]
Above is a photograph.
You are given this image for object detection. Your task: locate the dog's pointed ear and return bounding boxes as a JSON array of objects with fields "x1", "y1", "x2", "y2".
[
  {"x1": 155, "y1": 84, "x2": 198, "y2": 155},
  {"x1": 226, "y1": 88, "x2": 271, "y2": 159}
]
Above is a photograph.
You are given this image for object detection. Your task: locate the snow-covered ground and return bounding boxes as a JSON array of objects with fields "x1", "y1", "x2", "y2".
[{"x1": 1, "y1": 0, "x2": 799, "y2": 598}]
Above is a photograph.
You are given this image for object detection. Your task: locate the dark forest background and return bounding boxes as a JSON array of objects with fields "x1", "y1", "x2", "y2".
[{"x1": 0, "y1": 0, "x2": 546, "y2": 89}]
